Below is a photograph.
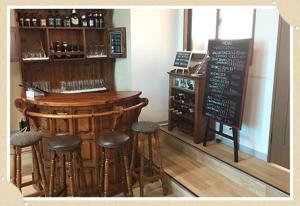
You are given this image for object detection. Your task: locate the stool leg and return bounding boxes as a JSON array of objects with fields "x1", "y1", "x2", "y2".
[
  {"x1": 12, "y1": 146, "x2": 17, "y2": 185},
  {"x1": 68, "y1": 152, "x2": 75, "y2": 196},
  {"x1": 99, "y1": 150, "x2": 105, "y2": 196},
  {"x1": 72, "y1": 151, "x2": 78, "y2": 192},
  {"x1": 148, "y1": 134, "x2": 154, "y2": 176},
  {"x1": 104, "y1": 151, "x2": 110, "y2": 197},
  {"x1": 122, "y1": 148, "x2": 133, "y2": 197},
  {"x1": 62, "y1": 154, "x2": 67, "y2": 196},
  {"x1": 130, "y1": 132, "x2": 138, "y2": 179},
  {"x1": 16, "y1": 146, "x2": 22, "y2": 191},
  {"x1": 154, "y1": 131, "x2": 168, "y2": 196},
  {"x1": 49, "y1": 151, "x2": 57, "y2": 197},
  {"x1": 34, "y1": 144, "x2": 49, "y2": 196},
  {"x1": 139, "y1": 134, "x2": 145, "y2": 197},
  {"x1": 77, "y1": 149, "x2": 87, "y2": 196},
  {"x1": 119, "y1": 149, "x2": 127, "y2": 196}
]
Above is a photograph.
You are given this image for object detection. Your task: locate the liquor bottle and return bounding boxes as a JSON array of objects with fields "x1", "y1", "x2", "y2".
[
  {"x1": 63, "y1": 15, "x2": 71, "y2": 27},
  {"x1": 18, "y1": 12, "x2": 25, "y2": 27},
  {"x1": 47, "y1": 10, "x2": 55, "y2": 27},
  {"x1": 31, "y1": 13, "x2": 38, "y2": 27},
  {"x1": 55, "y1": 10, "x2": 62, "y2": 27},
  {"x1": 99, "y1": 12, "x2": 104, "y2": 28},
  {"x1": 55, "y1": 41, "x2": 62, "y2": 58},
  {"x1": 87, "y1": 11, "x2": 95, "y2": 27},
  {"x1": 93, "y1": 12, "x2": 99, "y2": 27},
  {"x1": 71, "y1": 9, "x2": 79, "y2": 27},
  {"x1": 175, "y1": 93, "x2": 186, "y2": 103},
  {"x1": 181, "y1": 105, "x2": 194, "y2": 114},
  {"x1": 39, "y1": 15, "x2": 47, "y2": 27},
  {"x1": 24, "y1": 13, "x2": 31, "y2": 27},
  {"x1": 81, "y1": 15, "x2": 88, "y2": 27}
]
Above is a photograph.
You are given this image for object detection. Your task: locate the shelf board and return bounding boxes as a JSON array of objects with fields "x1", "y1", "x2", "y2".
[
  {"x1": 172, "y1": 99, "x2": 195, "y2": 108},
  {"x1": 47, "y1": 26, "x2": 84, "y2": 30},
  {"x1": 52, "y1": 57, "x2": 85, "y2": 62},
  {"x1": 18, "y1": 26, "x2": 47, "y2": 30},
  {"x1": 168, "y1": 71, "x2": 206, "y2": 79},
  {"x1": 172, "y1": 87, "x2": 195, "y2": 94}
]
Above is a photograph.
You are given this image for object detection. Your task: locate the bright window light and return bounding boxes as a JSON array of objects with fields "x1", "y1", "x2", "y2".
[
  {"x1": 191, "y1": 8, "x2": 217, "y2": 52},
  {"x1": 218, "y1": 8, "x2": 254, "y2": 39}
]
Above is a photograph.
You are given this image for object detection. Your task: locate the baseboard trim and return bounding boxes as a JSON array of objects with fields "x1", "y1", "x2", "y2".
[{"x1": 217, "y1": 135, "x2": 268, "y2": 161}]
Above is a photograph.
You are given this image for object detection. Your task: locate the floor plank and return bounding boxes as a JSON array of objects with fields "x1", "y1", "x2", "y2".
[{"x1": 160, "y1": 126, "x2": 290, "y2": 194}]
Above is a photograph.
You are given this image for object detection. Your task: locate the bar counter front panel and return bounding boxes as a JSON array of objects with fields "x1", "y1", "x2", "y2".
[{"x1": 22, "y1": 91, "x2": 142, "y2": 195}]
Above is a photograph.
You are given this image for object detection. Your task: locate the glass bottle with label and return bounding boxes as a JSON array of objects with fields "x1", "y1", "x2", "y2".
[
  {"x1": 31, "y1": 14, "x2": 38, "y2": 27},
  {"x1": 93, "y1": 12, "x2": 99, "y2": 27},
  {"x1": 47, "y1": 10, "x2": 55, "y2": 27},
  {"x1": 24, "y1": 13, "x2": 31, "y2": 27},
  {"x1": 71, "y1": 9, "x2": 79, "y2": 27},
  {"x1": 18, "y1": 12, "x2": 25, "y2": 27},
  {"x1": 99, "y1": 12, "x2": 104, "y2": 28},
  {"x1": 88, "y1": 11, "x2": 94, "y2": 27},
  {"x1": 55, "y1": 10, "x2": 62, "y2": 27},
  {"x1": 63, "y1": 15, "x2": 71, "y2": 27},
  {"x1": 81, "y1": 15, "x2": 88, "y2": 27},
  {"x1": 39, "y1": 15, "x2": 47, "y2": 27}
]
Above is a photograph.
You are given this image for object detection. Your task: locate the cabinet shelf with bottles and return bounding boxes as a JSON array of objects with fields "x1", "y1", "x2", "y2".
[
  {"x1": 13, "y1": 9, "x2": 127, "y2": 92},
  {"x1": 168, "y1": 70, "x2": 210, "y2": 144}
]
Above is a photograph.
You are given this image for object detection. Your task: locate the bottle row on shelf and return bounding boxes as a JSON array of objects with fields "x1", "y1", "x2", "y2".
[
  {"x1": 170, "y1": 105, "x2": 195, "y2": 116},
  {"x1": 18, "y1": 9, "x2": 105, "y2": 28},
  {"x1": 170, "y1": 92, "x2": 195, "y2": 105},
  {"x1": 50, "y1": 41, "x2": 83, "y2": 59}
]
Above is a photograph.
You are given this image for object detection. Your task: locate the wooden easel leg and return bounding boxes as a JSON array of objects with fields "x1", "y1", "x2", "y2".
[
  {"x1": 203, "y1": 119, "x2": 210, "y2": 147},
  {"x1": 216, "y1": 123, "x2": 223, "y2": 143},
  {"x1": 233, "y1": 128, "x2": 239, "y2": 162}
]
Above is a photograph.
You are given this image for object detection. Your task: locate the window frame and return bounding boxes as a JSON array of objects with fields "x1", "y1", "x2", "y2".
[{"x1": 183, "y1": 8, "x2": 256, "y2": 52}]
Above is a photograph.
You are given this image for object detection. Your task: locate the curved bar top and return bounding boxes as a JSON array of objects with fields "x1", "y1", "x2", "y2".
[{"x1": 21, "y1": 91, "x2": 142, "y2": 107}]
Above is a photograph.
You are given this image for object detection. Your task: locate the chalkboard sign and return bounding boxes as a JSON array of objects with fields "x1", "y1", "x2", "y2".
[
  {"x1": 173, "y1": 51, "x2": 192, "y2": 69},
  {"x1": 202, "y1": 39, "x2": 252, "y2": 129},
  {"x1": 110, "y1": 31, "x2": 122, "y2": 54}
]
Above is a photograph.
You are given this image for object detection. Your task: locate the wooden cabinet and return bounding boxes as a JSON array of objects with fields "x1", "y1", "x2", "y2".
[
  {"x1": 14, "y1": 9, "x2": 126, "y2": 91},
  {"x1": 10, "y1": 27, "x2": 20, "y2": 62},
  {"x1": 168, "y1": 70, "x2": 209, "y2": 143}
]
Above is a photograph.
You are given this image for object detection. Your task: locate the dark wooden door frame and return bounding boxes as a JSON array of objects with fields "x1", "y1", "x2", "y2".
[{"x1": 267, "y1": 17, "x2": 290, "y2": 168}]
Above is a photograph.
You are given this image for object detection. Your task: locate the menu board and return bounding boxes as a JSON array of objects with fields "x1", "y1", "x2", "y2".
[
  {"x1": 110, "y1": 31, "x2": 122, "y2": 54},
  {"x1": 173, "y1": 51, "x2": 192, "y2": 69},
  {"x1": 202, "y1": 39, "x2": 252, "y2": 129}
]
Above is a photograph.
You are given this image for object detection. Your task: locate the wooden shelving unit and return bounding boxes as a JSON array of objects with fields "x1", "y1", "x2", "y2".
[
  {"x1": 168, "y1": 70, "x2": 210, "y2": 144},
  {"x1": 14, "y1": 9, "x2": 126, "y2": 91}
]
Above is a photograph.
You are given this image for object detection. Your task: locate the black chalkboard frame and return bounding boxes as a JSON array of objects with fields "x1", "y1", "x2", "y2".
[
  {"x1": 173, "y1": 51, "x2": 192, "y2": 70},
  {"x1": 202, "y1": 39, "x2": 253, "y2": 130}
]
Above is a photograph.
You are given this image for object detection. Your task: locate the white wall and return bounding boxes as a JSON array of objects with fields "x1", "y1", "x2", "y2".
[
  {"x1": 219, "y1": 9, "x2": 280, "y2": 159},
  {"x1": 113, "y1": 9, "x2": 132, "y2": 90},
  {"x1": 130, "y1": 9, "x2": 181, "y2": 121}
]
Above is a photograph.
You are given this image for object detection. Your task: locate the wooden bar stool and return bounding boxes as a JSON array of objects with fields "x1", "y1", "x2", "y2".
[
  {"x1": 97, "y1": 131, "x2": 133, "y2": 197},
  {"x1": 10, "y1": 131, "x2": 48, "y2": 197},
  {"x1": 131, "y1": 121, "x2": 168, "y2": 197},
  {"x1": 48, "y1": 134, "x2": 86, "y2": 197}
]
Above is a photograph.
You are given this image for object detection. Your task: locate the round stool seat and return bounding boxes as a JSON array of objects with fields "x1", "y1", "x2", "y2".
[
  {"x1": 131, "y1": 121, "x2": 159, "y2": 133},
  {"x1": 48, "y1": 135, "x2": 81, "y2": 152},
  {"x1": 97, "y1": 131, "x2": 129, "y2": 149},
  {"x1": 10, "y1": 131, "x2": 42, "y2": 147}
]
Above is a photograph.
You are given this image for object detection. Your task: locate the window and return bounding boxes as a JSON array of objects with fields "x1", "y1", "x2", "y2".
[{"x1": 185, "y1": 8, "x2": 255, "y2": 51}]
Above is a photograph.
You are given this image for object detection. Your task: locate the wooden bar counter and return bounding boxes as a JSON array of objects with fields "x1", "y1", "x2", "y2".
[{"x1": 19, "y1": 91, "x2": 144, "y2": 196}]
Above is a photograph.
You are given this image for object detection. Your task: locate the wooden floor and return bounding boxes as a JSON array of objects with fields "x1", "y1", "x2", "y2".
[
  {"x1": 10, "y1": 127, "x2": 289, "y2": 197},
  {"x1": 10, "y1": 151, "x2": 177, "y2": 197},
  {"x1": 160, "y1": 126, "x2": 290, "y2": 194}
]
